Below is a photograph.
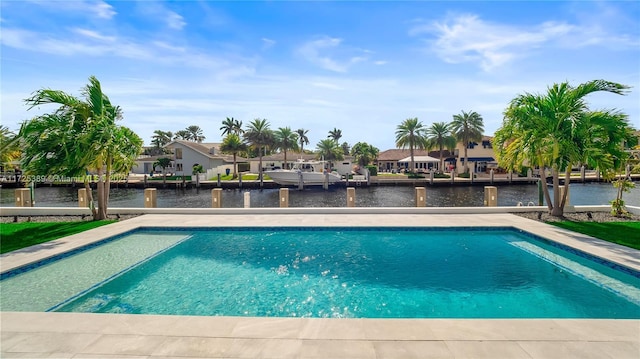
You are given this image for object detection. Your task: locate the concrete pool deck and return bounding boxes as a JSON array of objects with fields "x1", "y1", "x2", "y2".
[{"x1": 1, "y1": 212, "x2": 639, "y2": 358}]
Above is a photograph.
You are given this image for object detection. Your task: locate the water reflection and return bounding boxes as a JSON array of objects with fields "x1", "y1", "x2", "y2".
[{"x1": 2, "y1": 182, "x2": 638, "y2": 208}]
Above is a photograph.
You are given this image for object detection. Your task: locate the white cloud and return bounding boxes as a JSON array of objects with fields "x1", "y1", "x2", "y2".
[
  {"x1": 167, "y1": 11, "x2": 186, "y2": 30},
  {"x1": 26, "y1": 0, "x2": 116, "y2": 19},
  {"x1": 297, "y1": 37, "x2": 348, "y2": 72},
  {"x1": 297, "y1": 36, "x2": 375, "y2": 73},
  {"x1": 411, "y1": 12, "x2": 639, "y2": 72},
  {"x1": 262, "y1": 38, "x2": 276, "y2": 50},
  {"x1": 72, "y1": 28, "x2": 116, "y2": 42},
  {"x1": 411, "y1": 14, "x2": 575, "y2": 72}
]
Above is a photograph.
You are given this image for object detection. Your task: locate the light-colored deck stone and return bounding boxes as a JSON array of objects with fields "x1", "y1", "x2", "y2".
[{"x1": 2, "y1": 212, "x2": 639, "y2": 358}]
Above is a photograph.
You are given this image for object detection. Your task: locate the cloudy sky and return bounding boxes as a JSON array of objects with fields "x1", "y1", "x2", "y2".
[{"x1": 2, "y1": 0, "x2": 639, "y2": 150}]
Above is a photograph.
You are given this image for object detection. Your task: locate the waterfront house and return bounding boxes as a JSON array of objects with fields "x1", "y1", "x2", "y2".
[
  {"x1": 376, "y1": 149, "x2": 455, "y2": 173},
  {"x1": 453, "y1": 136, "x2": 499, "y2": 174},
  {"x1": 164, "y1": 140, "x2": 243, "y2": 177}
]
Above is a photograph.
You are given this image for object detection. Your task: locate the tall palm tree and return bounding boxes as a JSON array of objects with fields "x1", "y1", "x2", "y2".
[
  {"x1": 316, "y1": 138, "x2": 344, "y2": 167},
  {"x1": 243, "y1": 118, "x2": 273, "y2": 183},
  {"x1": 173, "y1": 130, "x2": 191, "y2": 141},
  {"x1": 20, "y1": 76, "x2": 142, "y2": 220},
  {"x1": 150, "y1": 130, "x2": 173, "y2": 155},
  {"x1": 220, "y1": 133, "x2": 247, "y2": 179},
  {"x1": 220, "y1": 117, "x2": 243, "y2": 136},
  {"x1": 296, "y1": 128, "x2": 309, "y2": 155},
  {"x1": 328, "y1": 128, "x2": 342, "y2": 142},
  {"x1": 395, "y1": 118, "x2": 427, "y2": 173},
  {"x1": 351, "y1": 142, "x2": 380, "y2": 166},
  {"x1": 274, "y1": 127, "x2": 299, "y2": 169},
  {"x1": 426, "y1": 122, "x2": 457, "y2": 173},
  {"x1": 494, "y1": 79, "x2": 631, "y2": 217},
  {"x1": 186, "y1": 125, "x2": 205, "y2": 143},
  {"x1": 451, "y1": 110, "x2": 484, "y2": 173}
]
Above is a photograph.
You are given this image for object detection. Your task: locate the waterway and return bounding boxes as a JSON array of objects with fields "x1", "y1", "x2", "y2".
[{"x1": 2, "y1": 182, "x2": 639, "y2": 208}]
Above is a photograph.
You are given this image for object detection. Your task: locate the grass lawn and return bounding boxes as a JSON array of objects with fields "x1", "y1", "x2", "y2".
[
  {"x1": 547, "y1": 221, "x2": 640, "y2": 250},
  {"x1": 0, "y1": 220, "x2": 116, "y2": 254}
]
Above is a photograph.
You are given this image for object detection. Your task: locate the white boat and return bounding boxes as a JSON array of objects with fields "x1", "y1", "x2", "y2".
[{"x1": 265, "y1": 160, "x2": 343, "y2": 186}]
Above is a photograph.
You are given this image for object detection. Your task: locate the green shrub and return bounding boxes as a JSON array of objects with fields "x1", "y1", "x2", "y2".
[
  {"x1": 434, "y1": 172, "x2": 450, "y2": 178},
  {"x1": 365, "y1": 165, "x2": 377, "y2": 176}
]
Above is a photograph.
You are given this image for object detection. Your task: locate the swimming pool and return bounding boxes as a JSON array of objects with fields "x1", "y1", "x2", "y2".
[{"x1": 2, "y1": 227, "x2": 639, "y2": 318}]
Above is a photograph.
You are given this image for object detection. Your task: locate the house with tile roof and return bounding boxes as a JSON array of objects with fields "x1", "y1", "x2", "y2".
[{"x1": 376, "y1": 149, "x2": 455, "y2": 173}]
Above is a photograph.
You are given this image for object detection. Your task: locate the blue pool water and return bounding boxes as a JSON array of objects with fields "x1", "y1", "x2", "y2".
[{"x1": 2, "y1": 227, "x2": 639, "y2": 318}]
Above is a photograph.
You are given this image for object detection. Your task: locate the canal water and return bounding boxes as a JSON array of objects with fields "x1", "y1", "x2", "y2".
[{"x1": 1, "y1": 182, "x2": 638, "y2": 208}]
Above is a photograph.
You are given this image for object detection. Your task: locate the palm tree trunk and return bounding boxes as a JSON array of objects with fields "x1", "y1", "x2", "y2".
[
  {"x1": 96, "y1": 167, "x2": 107, "y2": 220},
  {"x1": 539, "y1": 167, "x2": 553, "y2": 211},
  {"x1": 284, "y1": 150, "x2": 288, "y2": 170},
  {"x1": 84, "y1": 176, "x2": 98, "y2": 219},
  {"x1": 439, "y1": 146, "x2": 444, "y2": 173},
  {"x1": 550, "y1": 168, "x2": 564, "y2": 217},
  {"x1": 410, "y1": 146, "x2": 415, "y2": 173},
  {"x1": 232, "y1": 153, "x2": 237, "y2": 179},
  {"x1": 463, "y1": 146, "x2": 469, "y2": 173},
  {"x1": 559, "y1": 167, "x2": 571, "y2": 208}
]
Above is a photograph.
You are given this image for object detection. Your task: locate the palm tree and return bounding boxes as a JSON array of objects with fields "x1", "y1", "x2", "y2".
[
  {"x1": 0, "y1": 126, "x2": 21, "y2": 170},
  {"x1": 451, "y1": 110, "x2": 484, "y2": 173},
  {"x1": 20, "y1": 76, "x2": 142, "y2": 220},
  {"x1": 186, "y1": 125, "x2": 205, "y2": 143},
  {"x1": 150, "y1": 130, "x2": 173, "y2": 155},
  {"x1": 220, "y1": 133, "x2": 247, "y2": 179},
  {"x1": 395, "y1": 118, "x2": 427, "y2": 173},
  {"x1": 316, "y1": 138, "x2": 344, "y2": 166},
  {"x1": 351, "y1": 142, "x2": 380, "y2": 167},
  {"x1": 243, "y1": 118, "x2": 273, "y2": 183},
  {"x1": 426, "y1": 122, "x2": 457, "y2": 173},
  {"x1": 153, "y1": 157, "x2": 172, "y2": 187},
  {"x1": 274, "y1": 127, "x2": 299, "y2": 169},
  {"x1": 328, "y1": 128, "x2": 342, "y2": 142},
  {"x1": 296, "y1": 128, "x2": 309, "y2": 154},
  {"x1": 174, "y1": 130, "x2": 191, "y2": 141},
  {"x1": 220, "y1": 117, "x2": 243, "y2": 136},
  {"x1": 494, "y1": 79, "x2": 631, "y2": 217}
]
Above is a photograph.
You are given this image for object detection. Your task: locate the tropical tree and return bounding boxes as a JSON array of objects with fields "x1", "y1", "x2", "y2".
[
  {"x1": 150, "y1": 130, "x2": 173, "y2": 155},
  {"x1": 243, "y1": 118, "x2": 273, "y2": 183},
  {"x1": 186, "y1": 125, "x2": 205, "y2": 143},
  {"x1": 494, "y1": 79, "x2": 631, "y2": 217},
  {"x1": 0, "y1": 126, "x2": 21, "y2": 170},
  {"x1": 316, "y1": 138, "x2": 344, "y2": 167},
  {"x1": 220, "y1": 133, "x2": 247, "y2": 179},
  {"x1": 426, "y1": 122, "x2": 457, "y2": 173},
  {"x1": 174, "y1": 130, "x2": 191, "y2": 141},
  {"x1": 451, "y1": 110, "x2": 484, "y2": 173},
  {"x1": 395, "y1": 118, "x2": 428, "y2": 173},
  {"x1": 274, "y1": 127, "x2": 299, "y2": 169},
  {"x1": 220, "y1": 117, "x2": 243, "y2": 136},
  {"x1": 20, "y1": 76, "x2": 142, "y2": 220},
  {"x1": 153, "y1": 157, "x2": 172, "y2": 187},
  {"x1": 328, "y1": 128, "x2": 342, "y2": 142},
  {"x1": 351, "y1": 142, "x2": 380, "y2": 167},
  {"x1": 341, "y1": 142, "x2": 350, "y2": 157},
  {"x1": 296, "y1": 128, "x2": 309, "y2": 154}
]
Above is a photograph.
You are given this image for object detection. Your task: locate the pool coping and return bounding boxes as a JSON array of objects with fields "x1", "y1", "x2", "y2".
[{"x1": 2, "y1": 212, "x2": 640, "y2": 358}]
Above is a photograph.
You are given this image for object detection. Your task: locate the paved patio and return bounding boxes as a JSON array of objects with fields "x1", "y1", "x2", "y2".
[{"x1": 2, "y1": 212, "x2": 639, "y2": 358}]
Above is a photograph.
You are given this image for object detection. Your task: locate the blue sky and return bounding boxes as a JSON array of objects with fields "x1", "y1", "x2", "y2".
[{"x1": 2, "y1": 0, "x2": 639, "y2": 150}]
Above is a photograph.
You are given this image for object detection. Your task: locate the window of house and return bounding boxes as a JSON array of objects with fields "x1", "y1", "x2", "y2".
[
  {"x1": 482, "y1": 140, "x2": 492, "y2": 149},
  {"x1": 467, "y1": 142, "x2": 477, "y2": 149},
  {"x1": 176, "y1": 163, "x2": 183, "y2": 172},
  {"x1": 175, "y1": 148, "x2": 183, "y2": 159}
]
